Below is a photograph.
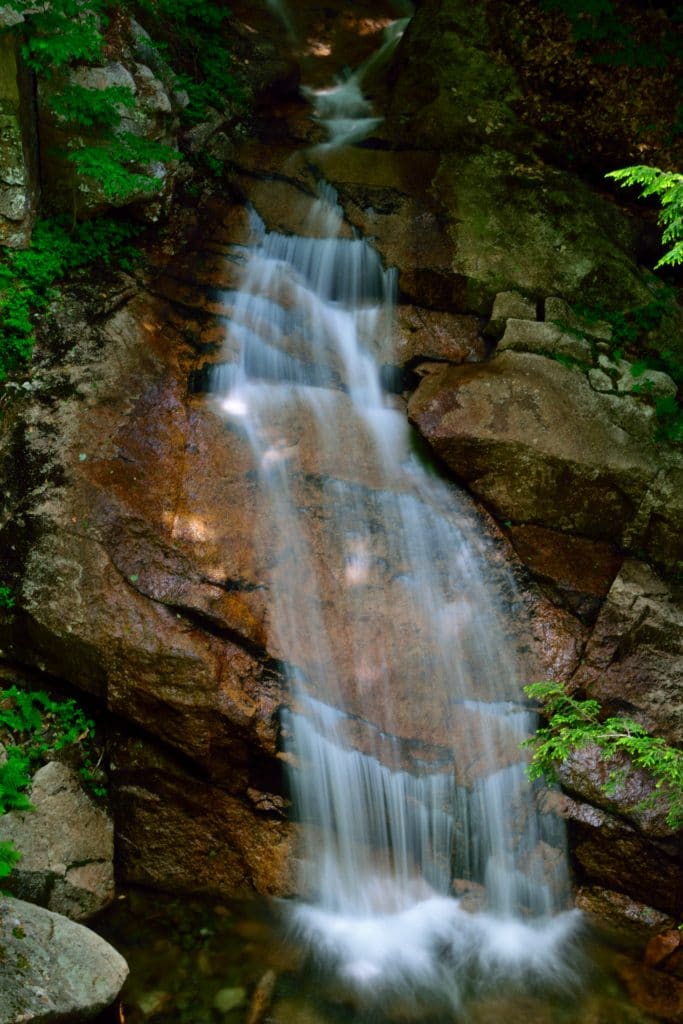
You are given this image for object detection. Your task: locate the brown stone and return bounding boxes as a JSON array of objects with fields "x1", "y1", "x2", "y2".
[
  {"x1": 507, "y1": 524, "x2": 623, "y2": 618},
  {"x1": 574, "y1": 560, "x2": 683, "y2": 746},
  {"x1": 615, "y1": 956, "x2": 683, "y2": 1021},
  {"x1": 645, "y1": 931, "x2": 682, "y2": 969},
  {"x1": 395, "y1": 306, "x2": 486, "y2": 368},
  {"x1": 575, "y1": 886, "x2": 675, "y2": 943}
]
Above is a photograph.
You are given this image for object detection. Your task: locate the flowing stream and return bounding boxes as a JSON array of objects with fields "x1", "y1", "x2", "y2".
[{"x1": 212, "y1": 11, "x2": 581, "y2": 1015}]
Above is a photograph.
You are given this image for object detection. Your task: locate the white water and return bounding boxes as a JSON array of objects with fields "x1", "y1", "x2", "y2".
[
  {"x1": 303, "y1": 18, "x2": 409, "y2": 149},
  {"x1": 213, "y1": 14, "x2": 580, "y2": 1011}
]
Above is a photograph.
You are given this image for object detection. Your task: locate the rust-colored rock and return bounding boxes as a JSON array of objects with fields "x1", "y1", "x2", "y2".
[
  {"x1": 507, "y1": 524, "x2": 623, "y2": 619},
  {"x1": 575, "y1": 886, "x2": 674, "y2": 943},
  {"x1": 615, "y1": 956, "x2": 683, "y2": 1022},
  {"x1": 645, "y1": 931, "x2": 682, "y2": 969}
]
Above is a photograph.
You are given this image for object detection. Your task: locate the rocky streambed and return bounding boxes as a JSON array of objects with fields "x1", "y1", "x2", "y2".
[{"x1": 0, "y1": 0, "x2": 682, "y2": 1020}]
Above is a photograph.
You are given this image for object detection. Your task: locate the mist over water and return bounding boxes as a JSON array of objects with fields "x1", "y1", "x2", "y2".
[{"x1": 212, "y1": 15, "x2": 582, "y2": 1011}]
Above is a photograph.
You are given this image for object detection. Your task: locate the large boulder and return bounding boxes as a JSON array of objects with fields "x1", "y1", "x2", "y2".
[
  {"x1": 408, "y1": 351, "x2": 683, "y2": 572},
  {"x1": 0, "y1": 895, "x2": 128, "y2": 1023},
  {"x1": 0, "y1": 761, "x2": 114, "y2": 921}
]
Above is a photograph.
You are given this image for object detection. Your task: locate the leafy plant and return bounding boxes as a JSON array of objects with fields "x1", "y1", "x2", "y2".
[
  {"x1": 0, "y1": 215, "x2": 141, "y2": 380},
  {"x1": 6, "y1": 0, "x2": 181, "y2": 201},
  {"x1": 7, "y1": 0, "x2": 107, "y2": 74},
  {"x1": 524, "y1": 681, "x2": 683, "y2": 830},
  {"x1": 606, "y1": 165, "x2": 683, "y2": 268},
  {"x1": 135, "y1": 0, "x2": 243, "y2": 122},
  {"x1": 69, "y1": 135, "x2": 180, "y2": 201},
  {"x1": 0, "y1": 586, "x2": 15, "y2": 610},
  {"x1": 0, "y1": 841, "x2": 21, "y2": 880},
  {"x1": 0, "y1": 686, "x2": 106, "y2": 881},
  {"x1": 50, "y1": 84, "x2": 137, "y2": 129}
]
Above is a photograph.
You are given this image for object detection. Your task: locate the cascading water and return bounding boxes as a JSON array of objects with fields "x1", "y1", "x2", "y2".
[{"x1": 213, "y1": 12, "x2": 581, "y2": 1014}]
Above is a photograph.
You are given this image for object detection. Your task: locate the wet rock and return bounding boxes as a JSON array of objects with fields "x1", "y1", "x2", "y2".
[
  {"x1": 409, "y1": 351, "x2": 683, "y2": 572},
  {"x1": 0, "y1": 895, "x2": 128, "y2": 1023},
  {"x1": 559, "y1": 744, "x2": 672, "y2": 838},
  {"x1": 573, "y1": 560, "x2": 683, "y2": 745},
  {"x1": 408, "y1": 351, "x2": 657, "y2": 540},
  {"x1": 575, "y1": 886, "x2": 675, "y2": 943},
  {"x1": 0, "y1": 761, "x2": 114, "y2": 921},
  {"x1": 109, "y1": 727, "x2": 295, "y2": 896},
  {"x1": 396, "y1": 306, "x2": 485, "y2": 367},
  {"x1": 645, "y1": 931, "x2": 682, "y2": 968},
  {"x1": 506, "y1": 525, "x2": 623, "y2": 619},
  {"x1": 547, "y1": 791, "x2": 682, "y2": 917},
  {"x1": 615, "y1": 956, "x2": 683, "y2": 1021},
  {"x1": 310, "y1": 147, "x2": 461, "y2": 309}
]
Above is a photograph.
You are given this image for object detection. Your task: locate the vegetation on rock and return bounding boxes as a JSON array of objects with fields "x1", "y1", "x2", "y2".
[
  {"x1": 0, "y1": 216, "x2": 141, "y2": 380},
  {"x1": 0, "y1": 686, "x2": 105, "y2": 879},
  {"x1": 524, "y1": 681, "x2": 683, "y2": 830}
]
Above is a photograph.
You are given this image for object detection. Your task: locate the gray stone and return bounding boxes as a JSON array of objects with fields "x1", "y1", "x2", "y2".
[
  {"x1": 498, "y1": 318, "x2": 593, "y2": 364},
  {"x1": 599, "y1": 393, "x2": 656, "y2": 437},
  {"x1": 70, "y1": 61, "x2": 137, "y2": 95},
  {"x1": 133, "y1": 64, "x2": 173, "y2": 115},
  {"x1": 616, "y1": 364, "x2": 678, "y2": 399},
  {"x1": 0, "y1": 761, "x2": 114, "y2": 921},
  {"x1": 545, "y1": 296, "x2": 613, "y2": 341},
  {"x1": 491, "y1": 290, "x2": 536, "y2": 321},
  {"x1": 598, "y1": 353, "x2": 618, "y2": 373},
  {"x1": 0, "y1": 6, "x2": 24, "y2": 27},
  {"x1": 0, "y1": 35, "x2": 37, "y2": 246},
  {"x1": 588, "y1": 368, "x2": 614, "y2": 393},
  {"x1": 0, "y1": 895, "x2": 128, "y2": 1023}
]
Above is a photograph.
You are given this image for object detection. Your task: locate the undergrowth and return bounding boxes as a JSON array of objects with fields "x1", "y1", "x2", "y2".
[
  {"x1": 572, "y1": 289, "x2": 683, "y2": 443},
  {"x1": 0, "y1": 215, "x2": 141, "y2": 381},
  {"x1": 524, "y1": 681, "x2": 683, "y2": 830},
  {"x1": 0, "y1": 686, "x2": 105, "y2": 879}
]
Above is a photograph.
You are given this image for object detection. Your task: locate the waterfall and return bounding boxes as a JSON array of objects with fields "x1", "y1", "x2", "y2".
[{"x1": 212, "y1": 13, "x2": 581, "y2": 1012}]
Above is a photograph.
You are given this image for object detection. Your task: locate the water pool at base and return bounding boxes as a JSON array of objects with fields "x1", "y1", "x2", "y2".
[{"x1": 92, "y1": 888, "x2": 658, "y2": 1024}]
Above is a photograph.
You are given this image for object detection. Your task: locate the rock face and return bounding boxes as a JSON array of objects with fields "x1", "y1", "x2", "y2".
[
  {"x1": 0, "y1": 12, "x2": 38, "y2": 247},
  {"x1": 0, "y1": 0, "x2": 680, "y2": 936},
  {"x1": 37, "y1": 55, "x2": 181, "y2": 219},
  {"x1": 408, "y1": 350, "x2": 682, "y2": 573},
  {"x1": 574, "y1": 561, "x2": 683, "y2": 745},
  {"x1": 0, "y1": 895, "x2": 128, "y2": 1024},
  {"x1": 0, "y1": 762, "x2": 115, "y2": 921}
]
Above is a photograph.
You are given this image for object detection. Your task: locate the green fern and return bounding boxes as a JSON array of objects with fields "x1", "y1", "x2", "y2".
[
  {"x1": 606, "y1": 165, "x2": 683, "y2": 268},
  {"x1": 50, "y1": 84, "x2": 136, "y2": 129},
  {"x1": 0, "y1": 841, "x2": 21, "y2": 879},
  {"x1": 524, "y1": 681, "x2": 683, "y2": 830}
]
